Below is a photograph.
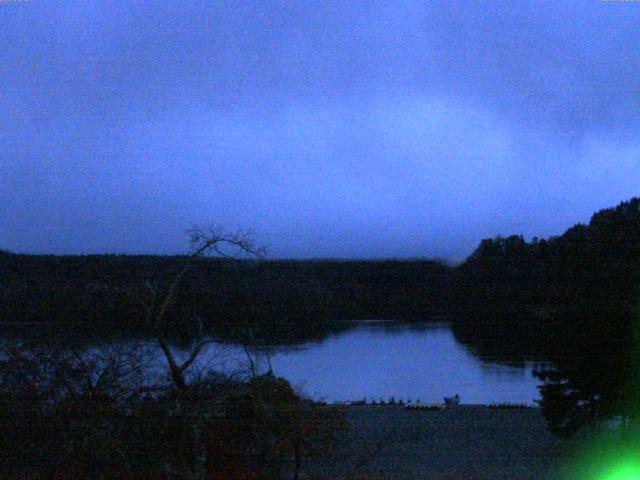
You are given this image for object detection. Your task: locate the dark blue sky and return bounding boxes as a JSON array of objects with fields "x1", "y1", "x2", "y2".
[{"x1": 2, "y1": 1, "x2": 639, "y2": 260}]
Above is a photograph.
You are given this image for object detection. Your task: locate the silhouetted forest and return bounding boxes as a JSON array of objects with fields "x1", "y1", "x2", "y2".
[
  {"x1": 2, "y1": 198, "x2": 639, "y2": 350},
  {"x1": 0, "y1": 254, "x2": 454, "y2": 342},
  {"x1": 453, "y1": 197, "x2": 640, "y2": 359},
  {"x1": 453, "y1": 197, "x2": 640, "y2": 435}
]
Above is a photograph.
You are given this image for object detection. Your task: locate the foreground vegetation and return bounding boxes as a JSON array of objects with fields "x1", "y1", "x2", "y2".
[{"x1": 0, "y1": 338, "x2": 346, "y2": 479}]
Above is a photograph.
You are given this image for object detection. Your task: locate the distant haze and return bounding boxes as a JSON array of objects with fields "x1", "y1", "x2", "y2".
[{"x1": 1, "y1": 1, "x2": 639, "y2": 261}]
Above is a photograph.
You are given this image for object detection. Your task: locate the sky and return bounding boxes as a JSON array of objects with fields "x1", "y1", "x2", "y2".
[{"x1": 1, "y1": 1, "x2": 639, "y2": 261}]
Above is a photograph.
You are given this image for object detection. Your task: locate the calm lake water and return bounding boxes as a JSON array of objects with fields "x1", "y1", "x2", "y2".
[
  {"x1": 168, "y1": 321, "x2": 544, "y2": 405},
  {"x1": 1, "y1": 321, "x2": 545, "y2": 405}
]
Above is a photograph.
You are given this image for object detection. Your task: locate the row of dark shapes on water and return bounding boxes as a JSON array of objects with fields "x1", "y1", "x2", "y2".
[{"x1": 317, "y1": 397, "x2": 534, "y2": 410}]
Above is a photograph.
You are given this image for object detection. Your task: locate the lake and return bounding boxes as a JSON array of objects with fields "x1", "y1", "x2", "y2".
[{"x1": 167, "y1": 321, "x2": 545, "y2": 405}]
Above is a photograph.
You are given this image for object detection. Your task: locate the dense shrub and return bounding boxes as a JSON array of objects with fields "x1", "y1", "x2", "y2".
[{"x1": 0, "y1": 343, "x2": 345, "y2": 479}]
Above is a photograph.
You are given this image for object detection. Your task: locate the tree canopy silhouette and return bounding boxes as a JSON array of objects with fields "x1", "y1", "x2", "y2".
[{"x1": 456, "y1": 197, "x2": 640, "y2": 436}]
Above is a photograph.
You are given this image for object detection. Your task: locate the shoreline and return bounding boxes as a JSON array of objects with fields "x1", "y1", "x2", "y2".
[{"x1": 316, "y1": 400, "x2": 538, "y2": 409}]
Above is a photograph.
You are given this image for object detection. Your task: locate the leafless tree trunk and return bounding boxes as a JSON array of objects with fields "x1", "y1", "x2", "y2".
[{"x1": 135, "y1": 226, "x2": 265, "y2": 391}]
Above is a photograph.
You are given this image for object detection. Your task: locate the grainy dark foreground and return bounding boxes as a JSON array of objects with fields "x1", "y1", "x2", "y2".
[{"x1": 303, "y1": 405, "x2": 574, "y2": 480}]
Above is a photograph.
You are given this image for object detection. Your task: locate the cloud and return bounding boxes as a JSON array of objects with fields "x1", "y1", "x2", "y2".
[{"x1": 1, "y1": 1, "x2": 639, "y2": 259}]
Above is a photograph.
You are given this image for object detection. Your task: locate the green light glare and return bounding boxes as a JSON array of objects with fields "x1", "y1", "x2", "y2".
[
  {"x1": 558, "y1": 437, "x2": 640, "y2": 480},
  {"x1": 602, "y1": 461, "x2": 640, "y2": 480}
]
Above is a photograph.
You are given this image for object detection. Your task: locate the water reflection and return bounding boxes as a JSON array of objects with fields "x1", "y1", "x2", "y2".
[
  {"x1": 258, "y1": 322, "x2": 541, "y2": 404},
  {"x1": 166, "y1": 321, "x2": 543, "y2": 404},
  {"x1": 2, "y1": 321, "x2": 544, "y2": 405}
]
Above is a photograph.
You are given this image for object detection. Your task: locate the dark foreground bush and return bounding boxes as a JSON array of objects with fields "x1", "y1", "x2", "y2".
[{"x1": 0, "y1": 343, "x2": 346, "y2": 479}]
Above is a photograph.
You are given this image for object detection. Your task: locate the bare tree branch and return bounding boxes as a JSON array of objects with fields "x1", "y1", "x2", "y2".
[{"x1": 136, "y1": 225, "x2": 266, "y2": 391}]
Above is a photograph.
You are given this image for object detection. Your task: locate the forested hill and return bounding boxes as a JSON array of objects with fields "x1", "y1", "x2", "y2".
[
  {"x1": 453, "y1": 197, "x2": 640, "y2": 362},
  {"x1": 457, "y1": 196, "x2": 640, "y2": 316},
  {"x1": 0, "y1": 254, "x2": 454, "y2": 336},
  {"x1": 1, "y1": 197, "x2": 639, "y2": 344}
]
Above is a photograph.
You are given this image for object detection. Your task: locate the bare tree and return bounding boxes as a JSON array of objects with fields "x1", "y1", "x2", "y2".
[{"x1": 137, "y1": 225, "x2": 265, "y2": 391}]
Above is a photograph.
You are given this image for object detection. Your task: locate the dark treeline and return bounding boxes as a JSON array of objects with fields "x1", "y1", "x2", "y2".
[
  {"x1": 0, "y1": 253, "x2": 454, "y2": 342},
  {"x1": 460, "y1": 198, "x2": 640, "y2": 317},
  {"x1": 453, "y1": 196, "x2": 640, "y2": 361},
  {"x1": 453, "y1": 197, "x2": 640, "y2": 436},
  {"x1": 2, "y1": 198, "x2": 639, "y2": 352}
]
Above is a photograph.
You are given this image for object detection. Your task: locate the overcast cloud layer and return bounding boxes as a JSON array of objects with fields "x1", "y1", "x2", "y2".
[{"x1": 1, "y1": 1, "x2": 639, "y2": 260}]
